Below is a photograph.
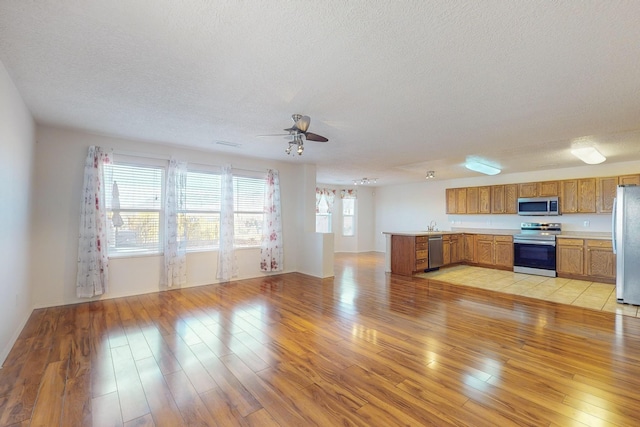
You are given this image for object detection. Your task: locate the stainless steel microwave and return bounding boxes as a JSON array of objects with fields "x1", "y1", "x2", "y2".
[{"x1": 517, "y1": 197, "x2": 560, "y2": 216}]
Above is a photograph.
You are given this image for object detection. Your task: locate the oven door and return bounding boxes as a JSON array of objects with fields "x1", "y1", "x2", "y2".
[{"x1": 513, "y1": 239, "x2": 556, "y2": 271}]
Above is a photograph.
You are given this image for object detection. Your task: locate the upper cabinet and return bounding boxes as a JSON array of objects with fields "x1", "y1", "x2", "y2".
[
  {"x1": 446, "y1": 188, "x2": 468, "y2": 214},
  {"x1": 561, "y1": 178, "x2": 596, "y2": 213},
  {"x1": 478, "y1": 186, "x2": 491, "y2": 214},
  {"x1": 518, "y1": 181, "x2": 559, "y2": 198},
  {"x1": 518, "y1": 182, "x2": 538, "y2": 198},
  {"x1": 466, "y1": 187, "x2": 479, "y2": 214},
  {"x1": 447, "y1": 173, "x2": 636, "y2": 215},
  {"x1": 491, "y1": 184, "x2": 517, "y2": 214},
  {"x1": 538, "y1": 181, "x2": 559, "y2": 197},
  {"x1": 619, "y1": 174, "x2": 640, "y2": 185},
  {"x1": 597, "y1": 177, "x2": 617, "y2": 214}
]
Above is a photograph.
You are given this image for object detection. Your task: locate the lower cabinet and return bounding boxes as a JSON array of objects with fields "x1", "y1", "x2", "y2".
[
  {"x1": 557, "y1": 238, "x2": 615, "y2": 283},
  {"x1": 494, "y1": 236, "x2": 514, "y2": 268},
  {"x1": 390, "y1": 233, "x2": 613, "y2": 283},
  {"x1": 475, "y1": 234, "x2": 513, "y2": 269},
  {"x1": 586, "y1": 240, "x2": 616, "y2": 281},
  {"x1": 390, "y1": 235, "x2": 429, "y2": 276},
  {"x1": 557, "y1": 238, "x2": 584, "y2": 275},
  {"x1": 442, "y1": 234, "x2": 462, "y2": 266}
]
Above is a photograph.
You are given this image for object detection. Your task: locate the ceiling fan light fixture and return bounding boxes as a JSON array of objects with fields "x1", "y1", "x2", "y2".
[
  {"x1": 426, "y1": 171, "x2": 435, "y2": 179},
  {"x1": 465, "y1": 161, "x2": 501, "y2": 175},
  {"x1": 570, "y1": 146, "x2": 606, "y2": 164}
]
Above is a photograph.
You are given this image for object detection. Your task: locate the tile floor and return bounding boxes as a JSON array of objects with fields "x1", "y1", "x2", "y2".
[{"x1": 418, "y1": 265, "x2": 640, "y2": 318}]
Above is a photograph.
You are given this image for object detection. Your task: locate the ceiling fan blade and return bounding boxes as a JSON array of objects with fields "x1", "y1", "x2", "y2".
[
  {"x1": 257, "y1": 133, "x2": 291, "y2": 137},
  {"x1": 295, "y1": 115, "x2": 311, "y2": 132},
  {"x1": 304, "y1": 132, "x2": 328, "y2": 142}
]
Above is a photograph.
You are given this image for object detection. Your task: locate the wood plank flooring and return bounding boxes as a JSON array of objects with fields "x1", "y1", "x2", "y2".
[{"x1": 2, "y1": 252, "x2": 640, "y2": 426}]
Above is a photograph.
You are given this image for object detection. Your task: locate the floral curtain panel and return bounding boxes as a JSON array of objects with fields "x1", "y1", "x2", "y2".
[
  {"x1": 76, "y1": 145, "x2": 112, "y2": 298},
  {"x1": 324, "y1": 189, "x2": 336, "y2": 212},
  {"x1": 341, "y1": 189, "x2": 358, "y2": 199},
  {"x1": 217, "y1": 164, "x2": 237, "y2": 281},
  {"x1": 316, "y1": 188, "x2": 336, "y2": 213},
  {"x1": 163, "y1": 158, "x2": 188, "y2": 287},
  {"x1": 315, "y1": 187, "x2": 323, "y2": 213},
  {"x1": 260, "y1": 169, "x2": 283, "y2": 272}
]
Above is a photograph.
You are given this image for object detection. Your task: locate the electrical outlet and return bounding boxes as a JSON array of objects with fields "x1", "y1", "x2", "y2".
[{"x1": 583, "y1": 220, "x2": 590, "y2": 227}]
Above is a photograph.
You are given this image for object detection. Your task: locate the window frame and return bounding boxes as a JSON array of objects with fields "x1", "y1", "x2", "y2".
[{"x1": 104, "y1": 157, "x2": 166, "y2": 258}]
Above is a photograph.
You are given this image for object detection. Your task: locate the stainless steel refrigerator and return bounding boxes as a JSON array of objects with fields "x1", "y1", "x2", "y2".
[{"x1": 613, "y1": 185, "x2": 640, "y2": 304}]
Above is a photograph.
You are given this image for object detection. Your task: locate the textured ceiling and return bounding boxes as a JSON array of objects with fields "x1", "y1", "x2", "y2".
[{"x1": 1, "y1": 1, "x2": 640, "y2": 185}]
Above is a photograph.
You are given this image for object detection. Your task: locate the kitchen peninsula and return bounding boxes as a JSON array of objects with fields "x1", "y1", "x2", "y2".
[{"x1": 383, "y1": 229, "x2": 518, "y2": 276}]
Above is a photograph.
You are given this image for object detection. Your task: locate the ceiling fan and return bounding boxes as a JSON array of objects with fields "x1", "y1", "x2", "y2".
[{"x1": 262, "y1": 114, "x2": 329, "y2": 156}]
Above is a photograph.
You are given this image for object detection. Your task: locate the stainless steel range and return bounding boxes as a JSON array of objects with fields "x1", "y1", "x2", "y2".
[{"x1": 513, "y1": 222, "x2": 561, "y2": 277}]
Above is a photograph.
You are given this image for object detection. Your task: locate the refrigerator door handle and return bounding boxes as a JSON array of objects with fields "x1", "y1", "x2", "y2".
[{"x1": 612, "y1": 197, "x2": 617, "y2": 254}]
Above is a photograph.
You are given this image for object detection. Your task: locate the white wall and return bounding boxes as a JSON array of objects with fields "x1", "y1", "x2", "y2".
[
  {"x1": 316, "y1": 185, "x2": 376, "y2": 253},
  {"x1": 375, "y1": 161, "x2": 640, "y2": 252},
  {"x1": 30, "y1": 125, "x2": 314, "y2": 308},
  {"x1": 0, "y1": 61, "x2": 35, "y2": 364}
]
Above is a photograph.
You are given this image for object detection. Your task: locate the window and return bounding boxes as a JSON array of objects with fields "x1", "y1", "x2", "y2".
[
  {"x1": 183, "y1": 170, "x2": 266, "y2": 250},
  {"x1": 105, "y1": 160, "x2": 266, "y2": 256},
  {"x1": 183, "y1": 170, "x2": 221, "y2": 250},
  {"x1": 342, "y1": 198, "x2": 355, "y2": 236},
  {"x1": 104, "y1": 162, "x2": 164, "y2": 256},
  {"x1": 233, "y1": 175, "x2": 266, "y2": 247},
  {"x1": 316, "y1": 194, "x2": 332, "y2": 233}
]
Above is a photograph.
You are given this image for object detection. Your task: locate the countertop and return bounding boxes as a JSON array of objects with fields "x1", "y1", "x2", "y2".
[{"x1": 383, "y1": 229, "x2": 612, "y2": 240}]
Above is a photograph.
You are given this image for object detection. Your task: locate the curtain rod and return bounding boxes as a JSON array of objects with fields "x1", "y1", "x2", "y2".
[{"x1": 112, "y1": 149, "x2": 267, "y2": 175}]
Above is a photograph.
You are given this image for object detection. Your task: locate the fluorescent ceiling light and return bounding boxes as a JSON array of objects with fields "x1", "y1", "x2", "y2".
[
  {"x1": 571, "y1": 147, "x2": 606, "y2": 164},
  {"x1": 465, "y1": 161, "x2": 501, "y2": 175}
]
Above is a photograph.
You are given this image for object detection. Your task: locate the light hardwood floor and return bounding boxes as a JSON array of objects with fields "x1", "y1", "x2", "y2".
[{"x1": 2, "y1": 252, "x2": 640, "y2": 426}]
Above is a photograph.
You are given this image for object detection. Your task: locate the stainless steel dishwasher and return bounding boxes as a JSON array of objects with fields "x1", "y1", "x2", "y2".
[{"x1": 428, "y1": 235, "x2": 444, "y2": 269}]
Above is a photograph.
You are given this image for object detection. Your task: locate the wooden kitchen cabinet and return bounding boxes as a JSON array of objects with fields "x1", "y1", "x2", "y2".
[
  {"x1": 491, "y1": 185, "x2": 506, "y2": 213},
  {"x1": 597, "y1": 176, "x2": 618, "y2": 214},
  {"x1": 556, "y1": 237, "x2": 615, "y2": 283},
  {"x1": 504, "y1": 184, "x2": 518, "y2": 214},
  {"x1": 450, "y1": 234, "x2": 461, "y2": 263},
  {"x1": 519, "y1": 182, "x2": 538, "y2": 198},
  {"x1": 517, "y1": 181, "x2": 558, "y2": 198},
  {"x1": 578, "y1": 178, "x2": 597, "y2": 213},
  {"x1": 442, "y1": 234, "x2": 462, "y2": 266},
  {"x1": 556, "y1": 238, "x2": 584, "y2": 276},
  {"x1": 561, "y1": 180, "x2": 578, "y2": 213},
  {"x1": 446, "y1": 188, "x2": 456, "y2": 214},
  {"x1": 478, "y1": 186, "x2": 491, "y2": 214},
  {"x1": 391, "y1": 235, "x2": 429, "y2": 276},
  {"x1": 538, "y1": 181, "x2": 559, "y2": 197},
  {"x1": 475, "y1": 234, "x2": 513, "y2": 269},
  {"x1": 463, "y1": 234, "x2": 476, "y2": 263},
  {"x1": 466, "y1": 187, "x2": 479, "y2": 214},
  {"x1": 494, "y1": 236, "x2": 514, "y2": 268},
  {"x1": 561, "y1": 179, "x2": 596, "y2": 213},
  {"x1": 442, "y1": 235, "x2": 451, "y2": 265},
  {"x1": 619, "y1": 174, "x2": 640, "y2": 185},
  {"x1": 586, "y1": 240, "x2": 615, "y2": 281},
  {"x1": 456, "y1": 188, "x2": 467, "y2": 214},
  {"x1": 475, "y1": 235, "x2": 495, "y2": 265}
]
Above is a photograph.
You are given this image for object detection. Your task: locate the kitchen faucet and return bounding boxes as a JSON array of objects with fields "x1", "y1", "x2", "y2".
[{"x1": 428, "y1": 220, "x2": 437, "y2": 232}]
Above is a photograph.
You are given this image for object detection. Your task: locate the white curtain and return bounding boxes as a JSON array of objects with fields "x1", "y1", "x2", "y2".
[
  {"x1": 260, "y1": 169, "x2": 283, "y2": 272},
  {"x1": 163, "y1": 158, "x2": 188, "y2": 287},
  {"x1": 217, "y1": 164, "x2": 237, "y2": 281},
  {"x1": 76, "y1": 146, "x2": 112, "y2": 298}
]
